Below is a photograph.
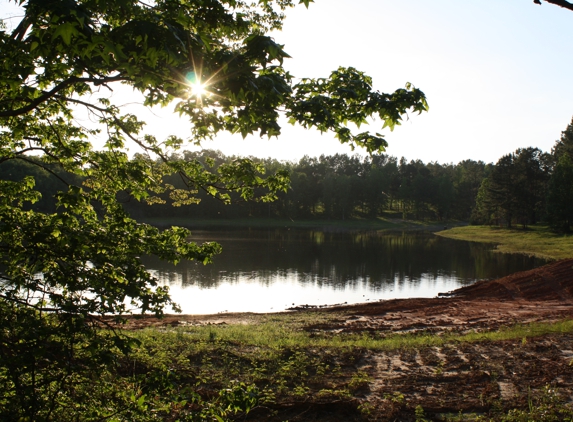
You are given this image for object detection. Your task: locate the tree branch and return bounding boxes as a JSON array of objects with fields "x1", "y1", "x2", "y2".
[
  {"x1": 0, "y1": 75, "x2": 128, "y2": 118},
  {"x1": 16, "y1": 155, "x2": 73, "y2": 188},
  {"x1": 0, "y1": 291, "x2": 60, "y2": 313},
  {"x1": 535, "y1": 0, "x2": 573, "y2": 12},
  {"x1": 58, "y1": 96, "x2": 161, "y2": 153}
]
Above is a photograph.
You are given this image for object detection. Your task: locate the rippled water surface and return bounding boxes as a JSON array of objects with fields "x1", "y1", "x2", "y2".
[{"x1": 141, "y1": 228, "x2": 547, "y2": 314}]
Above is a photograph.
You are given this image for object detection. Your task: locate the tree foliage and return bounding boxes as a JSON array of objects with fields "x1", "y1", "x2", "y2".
[
  {"x1": 0, "y1": 0, "x2": 428, "y2": 418},
  {"x1": 547, "y1": 118, "x2": 573, "y2": 232},
  {"x1": 470, "y1": 116, "x2": 573, "y2": 232},
  {"x1": 552, "y1": 117, "x2": 573, "y2": 163},
  {"x1": 546, "y1": 155, "x2": 573, "y2": 232},
  {"x1": 106, "y1": 151, "x2": 486, "y2": 222},
  {"x1": 471, "y1": 148, "x2": 550, "y2": 228}
]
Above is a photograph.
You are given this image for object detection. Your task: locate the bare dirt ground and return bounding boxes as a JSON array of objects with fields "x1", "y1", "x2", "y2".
[{"x1": 121, "y1": 259, "x2": 573, "y2": 421}]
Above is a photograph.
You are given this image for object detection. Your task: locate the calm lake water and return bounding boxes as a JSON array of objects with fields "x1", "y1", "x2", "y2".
[{"x1": 141, "y1": 228, "x2": 547, "y2": 314}]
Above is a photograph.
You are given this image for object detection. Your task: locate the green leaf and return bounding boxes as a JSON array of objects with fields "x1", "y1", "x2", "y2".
[{"x1": 53, "y1": 22, "x2": 79, "y2": 45}]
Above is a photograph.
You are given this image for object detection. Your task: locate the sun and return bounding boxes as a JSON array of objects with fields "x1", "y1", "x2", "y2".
[
  {"x1": 185, "y1": 71, "x2": 210, "y2": 100},
  {"x1": 189, "y1": 81, "x2": 207, "y2": 98}
]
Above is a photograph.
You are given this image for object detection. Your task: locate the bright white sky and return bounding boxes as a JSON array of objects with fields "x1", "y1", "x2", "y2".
[{"x1": 3, "y1": 0, "x2": 573, "y2": 164}]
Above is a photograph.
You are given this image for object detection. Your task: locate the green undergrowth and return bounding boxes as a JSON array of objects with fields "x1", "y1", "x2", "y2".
[
  {"x1": 110, "y1": 317, "x2": 573, "y2": 420},
  {"x1": 436, "y1": 224, "x2": 573, "y2": 260},
  {"x1": 12, "y1": 315, "x2": 572, "y2": 420}
]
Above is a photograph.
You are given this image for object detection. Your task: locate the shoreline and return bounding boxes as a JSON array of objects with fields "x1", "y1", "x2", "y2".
[
  {"x1": 117, "y1": 258, "x2": 573, "y2": 332},
  {"x1": 108, "y1": 258, "x2": 573, "y2": 420}
]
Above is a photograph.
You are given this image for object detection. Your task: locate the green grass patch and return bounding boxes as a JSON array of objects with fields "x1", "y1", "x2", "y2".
[
  {"x1": 436, "y1": 224, "x2": 573, "y2": 260},
  {"x1": 456, "y1": 319, "x2": 573, "y2": 343},
  {"x1": 131, "y1": 314, "x2": 573, "y2": 352}
]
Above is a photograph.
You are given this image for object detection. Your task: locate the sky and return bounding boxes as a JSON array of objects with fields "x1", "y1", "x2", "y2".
[{"x1": 2, "y1": 0, "x2": 573, "y2": 164}]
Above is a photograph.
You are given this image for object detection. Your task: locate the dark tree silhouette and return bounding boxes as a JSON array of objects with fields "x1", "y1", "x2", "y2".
[{"x1": 534, "y1": 0, "x2": 573, "y2": 12}]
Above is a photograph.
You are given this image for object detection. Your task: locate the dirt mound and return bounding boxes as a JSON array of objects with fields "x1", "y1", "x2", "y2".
[{"x1": 453, "y1": 258, "x2": 573, "y2": 302}]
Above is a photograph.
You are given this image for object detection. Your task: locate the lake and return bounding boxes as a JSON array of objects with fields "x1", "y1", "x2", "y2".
[{"x1": 141, "y1": 228, "x2": 547, "y2": 314}]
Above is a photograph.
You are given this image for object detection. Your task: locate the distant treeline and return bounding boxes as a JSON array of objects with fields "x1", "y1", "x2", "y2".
[
  {"x1": 136, "y1": 150, "x2": 492, "y2": 223},
  {"x1": 2, "y1": 119, "x2": 573, "y2": 232}
]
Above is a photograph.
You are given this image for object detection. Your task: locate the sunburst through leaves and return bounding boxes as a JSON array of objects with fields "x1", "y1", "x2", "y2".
[{"x1": 185, "y1": 71, "x2": 209, "y2": 99}]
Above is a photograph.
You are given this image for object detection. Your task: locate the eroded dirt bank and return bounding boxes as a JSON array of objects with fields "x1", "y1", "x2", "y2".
[{"x1": 120, "y1": 259, "x2": 573, "y2": 421}]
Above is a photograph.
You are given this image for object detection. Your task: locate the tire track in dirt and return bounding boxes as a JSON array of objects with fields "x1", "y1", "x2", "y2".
[{"x1": 360, "y1": 336, "x2": 573, "y2": 420}]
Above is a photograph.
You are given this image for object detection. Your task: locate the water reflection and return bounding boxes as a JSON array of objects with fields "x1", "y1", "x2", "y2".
[{"x1": 141, "y1": 229, "x2": 546, "y2": 314}]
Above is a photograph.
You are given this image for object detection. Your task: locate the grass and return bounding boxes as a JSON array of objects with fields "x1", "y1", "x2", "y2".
[
  {"x1": 132, "y1": 314, "x2": 573, "y2": 352},
  {"x1": 436, "y1": 224, "x2": 573, "y2": 260},
  {"x1": 118, "y1": 313, "x2": 371, "y2": 421}
]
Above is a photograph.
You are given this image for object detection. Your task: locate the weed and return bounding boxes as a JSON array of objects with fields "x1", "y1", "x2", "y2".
[
  {"x1": 384, "y1": 391, "x2": 405, "y2": 404},
  {"x1": 358, "y1": 400, "x2": 374, "y2": 416},
  {"x1": 415, "y1": 405, "x2": 429, "y2": 422},
  {"x1": 348, "y1": 370, "x2": 371, "y2": 391},
  {"x1": 435, "y1": 360, "x2": 445, "y2": 375},
  {"x1": 500, "y1": 385, "x2": 573, "y2": 421}
]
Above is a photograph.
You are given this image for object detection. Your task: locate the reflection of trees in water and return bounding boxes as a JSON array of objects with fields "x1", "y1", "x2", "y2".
[{"x1": 142, "y1": 229, "x2": 546, "y2": 290}]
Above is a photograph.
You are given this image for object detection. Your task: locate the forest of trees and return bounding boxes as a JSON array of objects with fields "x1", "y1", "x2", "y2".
[
  {"x1": 123, "y1": 151, "x2": 491, "y2": 223},
  {"x1": 472, "y1": 118, "x2": 573, "y2": 231},
  {"x1": 106, "y1": 114, "x2": 573, "y2": 235},
  {"x1": 4, "y1": 117, "x2": 573, "y2": 232}
]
